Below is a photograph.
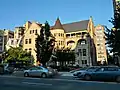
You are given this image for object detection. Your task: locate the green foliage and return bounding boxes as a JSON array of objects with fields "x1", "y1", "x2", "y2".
[
  {"x1": 106, "y1": 50, "x2": 114, "y2": 64},
  {"x1": 105, "y1": 7, "x2": 120, "y2": 55},
  {"x1": 55, "y1": 49, "x2": 75, "y2": 66},
  {"x1": 5, "y1": 47, "x2": 33, "y2": 64},
  {"x1": 35, "y1": 22, "x2": 55, "y2": 66},
  {"x1": 0, "y1": 30, "x2": 4, "y2": 36}
]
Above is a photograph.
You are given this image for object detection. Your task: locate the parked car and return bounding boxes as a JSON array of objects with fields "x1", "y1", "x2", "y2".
[
  {"x1": 24, "y1": 66, "x2": 54, "y2": 78},
  {"x1": 77, "y1": 66, "x2": 120, "y2": 82},
  {"x1": 73, "y1": 66, "x2": 99, "y2": 77},
  {"x1": 70, "y1": 67, "x2": 89, "y2": 73}
]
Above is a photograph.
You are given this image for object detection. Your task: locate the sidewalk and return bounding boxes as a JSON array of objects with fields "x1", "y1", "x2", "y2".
[
  {"x1": 12, "y1": 71, "x2": 24, "y2": 77},
  {"x1": 5, "y1": 71, "x2": 73, "y2": 77},
  {"x1": 57, "y1": 72, "x2": 73, "y2": 76}
]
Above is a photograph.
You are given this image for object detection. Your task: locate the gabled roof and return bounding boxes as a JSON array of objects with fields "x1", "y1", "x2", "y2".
[
  {"x1": 51, "y1": 19, "x2": 89, "y2": 33},
  {"x1": 63, "y1": 20, "x2": 89, "y2": 33},
  {"x1": 52, "y1": 18, "x2": 64, "y2": 30},
  {"x1": 28, "y1": 22, "x2": 41, "y2": 29}
]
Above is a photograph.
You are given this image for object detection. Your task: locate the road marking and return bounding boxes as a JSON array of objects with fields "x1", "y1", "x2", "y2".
[
  {"x1": 22, "y1": 82, "x2": 52, "y2": 86},
  {"x1": 61, "y1": 74, "x2": 73, "y2": 76},
  {"x1": 0, "y1": 75, "x2": 120, "y2": 85}
]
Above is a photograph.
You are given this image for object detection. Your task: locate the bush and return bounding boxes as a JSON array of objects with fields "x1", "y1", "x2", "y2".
[{"x1": 0, "y1": 64, "x2": 4, "y2": 74}]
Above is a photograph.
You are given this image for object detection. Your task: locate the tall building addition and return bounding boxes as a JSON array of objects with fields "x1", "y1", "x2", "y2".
[{"x1": 95, "y1": 25, "x2": 107, "y2": 65}]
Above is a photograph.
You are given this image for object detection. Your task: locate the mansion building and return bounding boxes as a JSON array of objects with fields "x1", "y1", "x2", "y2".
[{"x1": 5, "y1": 17, "x2": 107, "y2": 66}]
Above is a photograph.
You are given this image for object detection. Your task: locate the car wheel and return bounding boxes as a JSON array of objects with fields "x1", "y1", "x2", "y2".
[
  {"x1": 116, "y1": 76, "x2": 120, "y2": 83},
  {"x1": 41, "y1": 73, "x2": 47, "y2": 78},
  {"x1": 24, "y1": 72, "x2": 29, "y2": 77},
  {"x1": 84, "y1": 74, "x2": 91, "y2": 81}
]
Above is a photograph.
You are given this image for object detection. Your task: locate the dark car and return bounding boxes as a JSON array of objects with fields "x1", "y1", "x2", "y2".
[
  {"x1": 78, "y1": 66, "x2": 120, "y2": 82},
  {"x1": 73, "y1": 66, "x2": 99, "y2": 77}
]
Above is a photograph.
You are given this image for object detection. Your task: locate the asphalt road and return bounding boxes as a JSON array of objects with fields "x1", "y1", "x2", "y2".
[{"x1": 0, "y1": 76, "x2": 120, "y2": 90}]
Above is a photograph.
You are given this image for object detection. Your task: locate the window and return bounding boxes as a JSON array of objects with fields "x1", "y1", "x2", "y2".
[
  {"x1": 83, "y1": 49, "x2": 86, "y2": 56},
  {"x1": 33, "y1": 30, "x2": 34, "y2": 33},
  {"x1": 97, "y1": 44, "x2": 100, "y2": 46},
  {"x1": 82, "y1": 60, "x2": 87, "y2": 64},
  {"x1": 61, "y1": 41, "x2": 63, "y2": 45},
  {"x1": 35, "y1": 30, "x2": 37, "y2": 34},
  {"x1": 87, "y1": 67, "x2": 98, "y2": 72},
  {"x1": 0, "y1": 46, "x2": 2, "y2": 51},
  {"x1": 30, "y1": 30, "x2": 32, "y2": 34},
  {"x1": 30, "y1": 67, "x2": 39, "y2": 70},
  {"x1": 25, "y1": 49, "x2": 27, "y2": 51},
  {"x1": 61, "y1": 33, "x2": 63, "y2": 37},
  {"x1": 18, "y1": 33, "x2": 21, "y2": 36},
  {"x1": 59, "y1": 33, "x2": 60, "y2": 37},
  {"x1": 66, "y1": 34, "x2": 70, "y2": 37},
  {"x1": 29, "y1": 39, "x2": 31, "y2": 44},
  {"x1": 59, "y1": 41, "x2": 60, "y2": 45},
  {"x1": 0, "y1": 38, "x2": 3, "y2": 42},
  {"x1": 81, "y1": 40, "x2": 86, "y2": 44},
  {"x1": 71, "y1": 33, "x2": 75, "y2": 37},
  {"x1": 105, "y1": 67, "x2": 118, "y2": 71},
  {"x1": 78, "y1": 49, "x2": 82, "y2": 56},
  {"x1": 29, "y1": 48, "x2": 32, "y2": 54},
  {"x1": 11, "y1": 40, "x2": 14, "y2": 45},
  {"x1": 96, "y1": 68, "x2": 104, "y2": 72},
  {"x1": 25, "y1": 39, "x2": 28, "y2": 44},
  {"x1": 0, "y1": 43, "x2": 2, "y2": 46}
]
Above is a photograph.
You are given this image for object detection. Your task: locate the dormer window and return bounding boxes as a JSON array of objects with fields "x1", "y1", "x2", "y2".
[{"x1": 81, "y1": 40, "x2": 86, "y2": 44}]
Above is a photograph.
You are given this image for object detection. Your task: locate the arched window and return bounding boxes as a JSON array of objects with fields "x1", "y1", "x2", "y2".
[{"x1": 78, "y1": 39, "x2": 86, "y2": 45}]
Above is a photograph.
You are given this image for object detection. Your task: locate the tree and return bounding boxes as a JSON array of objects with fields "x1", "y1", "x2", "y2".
[
  {"x1": 35, "y1": 22, "x2": 55, "y2": 66},
  {"x1": 106, "y1": 50, "x2": 114, "y2": 65},
  {"x1": 0, "y1": 30, "x2": 4, "y2": 36},
  {"x1": 5, "y1": 47, "x2": 34, "y2": 66},
  {"x1": 54, "y1": 48, "x2": 75, "y2": 66},
  {"x1": 105, "y1": 6, "x2": 120, "y2": 56}
]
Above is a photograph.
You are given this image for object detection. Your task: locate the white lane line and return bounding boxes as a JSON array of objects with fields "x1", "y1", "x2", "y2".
[
  {"x1": 61, "y1": 74, "x2": 73, "y2": 76},
  {"x1": 22, "y1": 82, "x2": 52, "y2": 86}
]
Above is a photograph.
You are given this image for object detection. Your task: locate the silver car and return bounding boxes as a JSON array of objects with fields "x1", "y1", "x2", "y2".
[{"x1": 24, "y1": 66, "x2": 54, "y2": 78}]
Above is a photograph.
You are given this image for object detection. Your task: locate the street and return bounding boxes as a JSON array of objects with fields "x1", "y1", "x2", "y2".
[{"x1": 0, "y1": 75, "x2": 120, "y2": 90}]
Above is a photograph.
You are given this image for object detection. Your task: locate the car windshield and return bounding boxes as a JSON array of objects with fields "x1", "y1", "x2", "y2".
[
  {"x1": 86, "y1": 67, "x2": 99, "y2": 72},
  {"x1": 30, "y1": 67, "x2": 42, "y2": 70}
]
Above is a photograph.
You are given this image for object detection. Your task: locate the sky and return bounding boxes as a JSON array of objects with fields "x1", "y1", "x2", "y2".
[{"x1": 0, "y1": 0, "x2": 113, "y2": 30}]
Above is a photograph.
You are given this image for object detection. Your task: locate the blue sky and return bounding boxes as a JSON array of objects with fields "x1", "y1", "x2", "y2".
[{"x1": 0, "y1": 0, "x2": 113, "y2": 30}]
